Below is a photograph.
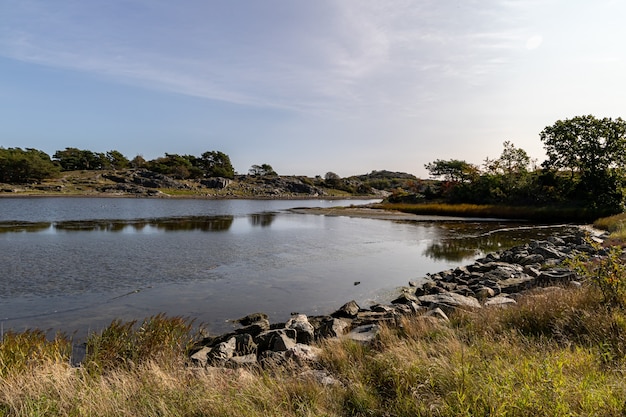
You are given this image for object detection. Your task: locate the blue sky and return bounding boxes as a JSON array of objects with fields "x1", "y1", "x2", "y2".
[{"x1": 1, "y1": 1, "x2": 625, "y2": 177}]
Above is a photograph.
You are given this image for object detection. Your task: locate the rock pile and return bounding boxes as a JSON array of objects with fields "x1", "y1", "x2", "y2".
[{"x1": 189, "y1": 227, "x2": 607, "y2": 370}]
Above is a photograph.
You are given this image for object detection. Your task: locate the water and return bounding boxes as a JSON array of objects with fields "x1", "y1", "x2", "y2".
[{"x1": 0, "y1": 197, "x2": 569, "y2": 337}]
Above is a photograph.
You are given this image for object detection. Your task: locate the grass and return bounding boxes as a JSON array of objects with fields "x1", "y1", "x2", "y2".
[
  {"x1": 375, "y1": 202, "x2": 604, "y2": 222},
  {"x1": 594, "y1": 212, "x2": 626, "y2": 243},
  {"x1": 3, "y1": 284, "x2": 626, "y2": 416}
]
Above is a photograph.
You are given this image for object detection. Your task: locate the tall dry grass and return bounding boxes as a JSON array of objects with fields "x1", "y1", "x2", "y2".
[{"x1": 2, "y1": 287, "x2": 626, "y2": 416}]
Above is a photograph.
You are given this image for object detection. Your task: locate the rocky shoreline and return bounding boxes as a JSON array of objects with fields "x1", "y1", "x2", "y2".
[{"x1": 188, "y1": 225, "x2": 608, "y2": 374}]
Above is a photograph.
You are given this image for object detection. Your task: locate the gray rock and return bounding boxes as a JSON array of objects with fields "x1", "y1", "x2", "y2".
[
  {"x1": 207, "y1": 337, "x2": 237, "y2": 365},
  {"x1": 286, "y1": 314, "x2": 315, "y2": 344},
  {"x1": 418, "y1": 292, "x2": 482, "y2": 311},
  {"x1": 484, "y1": 296, "x2": 517, "y2": 307},
  {"x1": 189, "y1": 346, "x2": 211, "y2": 367},
  {"x1": 331, "y1": 300, "x2": 360, "y2": 318},
  {"x1": 317, "y1": 317, "x2": 351, "y2": 339},
  {"x1": 424, "y1": 307, "x2": 449, "y2": 322},
  {"x1": 345, "y1": 324, "x2": 380, "y2": 343},
  {"x1": 391, "y1": 292, "x2": 419, "y2": 305},
  {"x1": 255, "y1": 329, "x2": 297, "y2": 353},
  {"x1": 285, "y1": 344, "x2": 322, "y2": 363}
]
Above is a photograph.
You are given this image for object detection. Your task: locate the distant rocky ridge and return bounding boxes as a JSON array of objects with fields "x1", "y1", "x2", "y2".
[
  {"x1": 1, "y1": 169, "x2": 400, "y2": 198},
  {"x1": 188, "y1": 226, "x2": 607, "y2": 374}
]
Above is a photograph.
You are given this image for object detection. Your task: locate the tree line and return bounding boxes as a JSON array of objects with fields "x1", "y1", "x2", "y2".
[
  {"x1": 0, "y1": 148, "x2": 238, "y2": 183},
  {"x1": 419, "y1": 115, "x2": 626, "y2": 216}
]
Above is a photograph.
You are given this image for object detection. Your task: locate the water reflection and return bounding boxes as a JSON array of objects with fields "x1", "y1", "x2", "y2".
[
  {"x1": 249, "y1": 212, "x2": 276, "y2": 227},
  {"x1": 423, "y1": 222, "x2": 570, "y2": 262},
  {"x1": 0, "y1": 216, "x2": 237, "y2": 233}
]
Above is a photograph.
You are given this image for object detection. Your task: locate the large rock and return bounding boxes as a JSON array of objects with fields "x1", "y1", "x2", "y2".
[
  {"x1": 331, "y1": 300, "x2": 360, "y2": 318},
  {"x1": 418, "y1": 292, "x2": 482, "y2": 311},
  {"x1": 286, "y1": 314, "x2": 315, "y2": 344},
  {"x1": 317, "y1": 317, "x2": 352, "y2": 339}
]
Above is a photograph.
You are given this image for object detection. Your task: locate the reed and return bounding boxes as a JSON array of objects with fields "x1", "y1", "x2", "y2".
[
  {"x1": 3, "y1": 287, "x2": 626, "y2": 415},
  {"x1": 375, "y1": 202, "x2": 599, "y2": 222}
]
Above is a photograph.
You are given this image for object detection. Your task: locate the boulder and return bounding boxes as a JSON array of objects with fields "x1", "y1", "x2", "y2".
[
  {"x1": 484, "y1": 296, "x2": 517, "y2": 307},
  {"x1": 255, "y1": 329, "x2": 297, "y2": 353},
  {"x1": 418, "y1": 292, "x2": 482, "y2": 312},
  {"x1": 317, "y1": 317, "x2": 351, "y2": 339},
  {"x1": 286, "y1": 314, "x2": 315, "y2": 344},
  {"x1": 345, "y1": 324, "x2": 380, "y2": 343},
  {"x1": 331, "y1": 300, "x2": 360, "y2": 318}
]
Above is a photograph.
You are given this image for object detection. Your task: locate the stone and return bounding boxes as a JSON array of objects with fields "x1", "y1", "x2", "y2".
[
  {"x1": 255, "y1": 329, "x2": 297, "y2": 353},
  {"x1": 236, "y1": 312, "x2": 269, "y2": 326},
  {"x1": 424, "y1": 307, "x2": 449, "y2": 322},
  {"x1": 475, "y1": 287, "x2": 495, "y2": 300},
  {"x1": 418, "y1": 292, "x2": 482, "y2": 311},
  {"x1": 345, "y1": 324, "x2": 380, "y2": 343},
  {"x1": 286, "y1": 314, "x2": 315, "y2": 344},
  {"x1": 285, "y1": 344, "x2": 322, "y2": 363},
  {"x1": 207, "y1": 337, "x2": 237, "y2": 365},
  {"x1": 317, "y1": 317, "x2": 351, "y2": 339},
  {"x1": 236, "y1": 319, "x2": 270, "y2": 337},
  {"x1": 391, "y1": 292, "x2": 419, "y2": 305},
  {"x1": 484, "y1": 296, "x2": 517, "y2": 307},
  {"x1": 189, "y1": 346, "x2": 211, "y2": 367},
  {"x1": 299, "y1": 369, "x2": 343, "y2": 387},
  {"x1": 233, "y1": 333, "x2": 257, "y2": 356},
  {"x1": 331, "y1": 300, "x2": 360, "y2": 318}
]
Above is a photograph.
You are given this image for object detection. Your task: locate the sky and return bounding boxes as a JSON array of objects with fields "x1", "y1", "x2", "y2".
[{"x1": 1, "y1": 1, "x2": 625, "y2": 177}]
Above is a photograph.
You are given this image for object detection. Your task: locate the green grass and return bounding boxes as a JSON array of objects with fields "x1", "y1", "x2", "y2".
[
  {"x1": 594, "y1": 212, "x2": 626, "y2": 243},
  {"x1": 375, "y1": 202, "x2": 603, "y2": 222}
]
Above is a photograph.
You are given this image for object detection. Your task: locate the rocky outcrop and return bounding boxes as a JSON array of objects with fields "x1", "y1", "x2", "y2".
[{"x1": 188, "y1": 226, "x2": 609, "y2": 372}]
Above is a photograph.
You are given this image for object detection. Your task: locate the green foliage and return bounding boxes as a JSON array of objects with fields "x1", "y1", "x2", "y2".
[
  {"x1": 198, "y1": 150, "x2": 235, "y2": 179},
  {"x1": 249, "y1": 163, "x2": 277, "y2": 176},
  {"x1": 0, "y1": 147, "x2": 60, "y2": 183},
  {"x1": 84, "y1": 314, "x2": 194, "y2": 373},
  {"x1": 540, "y1": 115, "x2": 626, "y2": 213},
  {"x1": 425, "y1": 159, "x2": 479, "y2": 183},
  {"x1": 0, "y1": 330, "x2": 71, "y2": 377}
]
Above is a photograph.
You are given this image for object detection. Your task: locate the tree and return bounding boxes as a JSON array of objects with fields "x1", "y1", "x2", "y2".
[
  {"x1": 540, "y1": 115, "x2": 626, "y2": 178},
  {"x1": 105, "y1": 150, "x2": 129, "y2": 170},
  {"x1": 424, "y1": 159, "x2": 479, "y2": 183},
  {"x1": 249, "y1": 164, "x2": 277, "y2": 176},
  {"x1": 324, "y1": 172, "x2": 342, "y2": 188},
  {"x1": 0, "y1": 147, "x2": 60, "y2": 183},
  {"x1": 484, "y1": 141, "x2": 531, "y2": 176},
  {"x1": 540, "y1": 115, "x2": 626, "y2": 212},
  {"x1": 53, "y1": 147, "x2": 104, "y2": 170},
  {"x1": 198, "y1": 151, "x2": 235, "y2": 179}
]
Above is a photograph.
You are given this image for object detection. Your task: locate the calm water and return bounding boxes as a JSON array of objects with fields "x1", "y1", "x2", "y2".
[{"x1": 0, "y1": 197, "x2": 568, "y2": 337}]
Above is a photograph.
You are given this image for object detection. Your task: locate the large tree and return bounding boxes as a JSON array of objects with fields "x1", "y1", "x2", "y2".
[
  {"x1": 0, "y1": 147, "x2": 60, "y2": 183},
  {"x1": 540, "y1": 115, "x2": 626, "y2": 178},
  {"x1": 540, "y1": 115, "x2": 626, "y2": 212},
  {"x1": 424, "y1": 159, "x2": 479, "y2": 183},
  {"x1": 198, "y1": 151, "x2": 235, "y2": 179}
]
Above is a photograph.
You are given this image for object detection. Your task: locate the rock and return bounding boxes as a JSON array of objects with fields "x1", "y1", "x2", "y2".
[
  {"x1": 299, "y1": 369, "x2": 343, "y2": 387},
  {"x1": 424, "y1": 307, "x2": 449, "y2": 322},
  {"x1": 207, "y1": 337, "x2": 237, "y2": 365},
  {"x1": 189, "y1": 346, "x2": 211, "y2": 367},
  {"x1": 317, "y1": 317, "x2": 352, "y2": 339},
  {"x1": 331, "y1": 300, "x2": 360, "y2": 318},
  {"x1": 236, "y1": 312, "x2": 269, "y2": 326},
  {"x1": 227, "y1": 354, "x2": 258, "y2": 367},
  {"x1": 391, "y1": 292, "x2": 419, "y2": 305},
  {"x1": 255, "y1": 329, "x2": 297, "y2": 353},
  {"x1": 200, "y1": 177, "x2": 232, "y2": 189},
  {"x1": 475, "y1": 287, "x2": 495, "y2": 300},
  {"x1": 536, "y1": 269, "x2": 577, "y2": 285},
  {"x1": 418, "y1": 292, "x2": 482, "y2": 312},
  {"x1": 345, "y1": 324, "x2": 380, "y2": 343},
  {"x1": 286, "y1": 314, "x2": 315, "y2": 344},
  {"x1": 483, "y1": 296, "x2": 517, "y2": 307},
  {"x1": 233, "y1": 333, "x2": 257, "y2": 356},
  {"x1": 236, "y1": 319, "x2": 270, "y2": 337},
  {"x1": 285, "y1": 344, "x2": 322, "y2": 363}
]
